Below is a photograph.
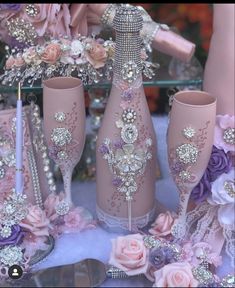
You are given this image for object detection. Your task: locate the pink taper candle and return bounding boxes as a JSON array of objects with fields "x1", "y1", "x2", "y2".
[{"x1": 15, "y1": 82, "x2": 23, "y2": 194}]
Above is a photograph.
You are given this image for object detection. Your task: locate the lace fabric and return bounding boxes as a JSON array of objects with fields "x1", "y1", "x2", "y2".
[
  {"x1": 96, "y1": 202, "x2": 156, "y2": 233},
  {"x1": 186, "y1": 202, "x2": 234, "y2": 268}
]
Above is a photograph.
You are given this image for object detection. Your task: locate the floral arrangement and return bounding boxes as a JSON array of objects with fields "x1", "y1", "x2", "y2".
[
  {"x1": 107, "y1": 114, "x2": 234, "y2": 287},
  {"x1": 0, "y1": 188, "x2": 96, "y2": 283},
  {"x1": 108, "y1": 211, "x2": 233, "y2": 287},
  {"x1": 0, "y1": 4, "x2": 156, "y2": 87},
  {"x1": 0, "y1": 36, "x2": 116, "y2": 86}
]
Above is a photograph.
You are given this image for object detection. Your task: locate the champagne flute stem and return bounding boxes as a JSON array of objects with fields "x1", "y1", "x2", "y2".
[
  {"x1": 178, "y1": 191, "x2": 191, "y2": 219},
  {"x1": 172, "y1": 190, "x2": 191, "y2": 238},
  {"x1": 62, "y1": 169, "x2": 73, "y2": 207}
]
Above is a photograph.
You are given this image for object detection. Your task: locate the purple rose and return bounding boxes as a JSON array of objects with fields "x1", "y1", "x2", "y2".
[
  {"x1": 149, "y1": 246, "x2": 176, "y2": 269},
  {"x1": 190, "y1": 170, "x2": 211, "y2": 203},
  {"x1": 0, "y1": 4, "x2": 21, "y2": 11},
  {"x1": 0, "y1": 225, "x2": 24, "y2": 247},
  {"x1": 207, "y1": 146, "x2": 232, "y2": 182}
]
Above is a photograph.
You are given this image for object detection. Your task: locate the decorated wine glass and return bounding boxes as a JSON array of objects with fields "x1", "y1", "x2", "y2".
[
  {"x1": 167, "y1": 90, "x2": 216, "y2": 238},
  {"x1": 43, "y1": 77, "x2": 86, "y2": 211}
]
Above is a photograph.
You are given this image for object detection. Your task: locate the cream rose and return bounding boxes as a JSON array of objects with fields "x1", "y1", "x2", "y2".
[
  {"x1": 149, "y1": 211, "x2": 176, "y2": 237},
  {"x1": 109, "y1": 233, "x2": 149, "y2": 276},
  {"x1": 41, "y1": 43, "x2": 62, "y2": 64},
  {"x1": 20, "y1": 205, "x2": 50, "y2": 237},
  {"x1": 153, "y1": 262, "x2": 198, "y2": 287}
]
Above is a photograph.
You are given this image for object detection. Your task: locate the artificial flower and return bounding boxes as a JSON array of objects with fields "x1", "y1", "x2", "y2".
[
  {"x1": 149, "y1": 246, "x2": 177, "y2": 269},
  {"x1": 207, "y1": 146, "x2": 233, "y2": 181},
  {"x1": 0, "y1": 225, "x2": 24, "y2": 247},
  {"x1": 85, "y1": 39, "x2": 108, "y2": 69},
  {"x1": 214, "y1": 115, "x2": 235, "y2": 153},
  {"x1": 41, "y1": 43, "x2": 62, "y2": 64},
  {"x1": 20, "y1": 204, "x2": 50, "y2": 237},
  {"x1": 153, "y1": 262, "x2": 198, "y2": 287},
  {"x1": 44, "y1": 191, "x2": 65, "y2": 222},
  {"x1": 208, "y1": 168, "x2": 235, "y2": 228},
  {"x1": 149, "y1": 211, "x2": 176, "y2": 237},
  {"x1": 109, "y1": 233, "x2": 149, "y2": 276}
]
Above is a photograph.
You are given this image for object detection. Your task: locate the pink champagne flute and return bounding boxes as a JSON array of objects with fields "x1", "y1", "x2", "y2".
[
  {"x1": 43, "y1": 77, "x2": 86, "y2": 208},
  {"x1": 167, "y1": 90, "x2": 216, "y2": 238}
]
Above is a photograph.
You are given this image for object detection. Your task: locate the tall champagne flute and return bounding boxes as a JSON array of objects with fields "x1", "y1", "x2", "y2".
[
  {"x1": 43, "y1": 77, "x2": 86, "y2": 208},
  {"x1": 167, "y1": 91, "x2": 216, "y2": 238}
]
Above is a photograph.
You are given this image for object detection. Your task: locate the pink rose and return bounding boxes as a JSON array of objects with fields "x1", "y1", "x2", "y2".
[
  {"x1": 41, "y1": 43, "x2": 62, "y2": 64},
  {"x1": 63, "y1": 207, "x2": 96, "y2": 233},
  {"x1": 153, "y1": 262, "x2": 198, "y2": 287},
  {"x1": 5, "y1": 56, "x2": 15, "y2": 69},
  {"x1": 149, "y1": 211, "x2": 176, "y2": 237},
  {"x1": 85, "y1": 40, "x2": 107, "y2": 69},
  {"x1": 214, "y1": 114, "x2": 235, "y2": 153},
  {"x1": 20, "y1": 205, "x2": 50, "y2": 237},
  {"x1": 14, "y1": 56, "x2": 25, "y2": 67},
  {"x1": 44, "y1": 192, "x2": 65, "y2": 221},
  {"x1": 109, "y1": 233, "x2": 149, "y2": 276}
]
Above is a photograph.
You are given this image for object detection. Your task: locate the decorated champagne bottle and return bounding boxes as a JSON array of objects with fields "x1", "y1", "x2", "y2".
[{"x1": 96, "y1": 5, "x2": 157, "y2": 232}]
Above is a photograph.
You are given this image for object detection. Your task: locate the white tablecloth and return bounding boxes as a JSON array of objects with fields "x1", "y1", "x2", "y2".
[{"x1": 32, "y1": 116, "x2": 232, "y2": 287}]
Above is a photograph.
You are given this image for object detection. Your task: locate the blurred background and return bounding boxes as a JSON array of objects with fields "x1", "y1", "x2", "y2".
[{"x1": 136, "y1": 3, "x2": 213, "y2": 114}]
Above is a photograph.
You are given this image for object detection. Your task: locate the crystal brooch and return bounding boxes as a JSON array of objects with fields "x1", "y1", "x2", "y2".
[
  {"x1": 51, "y1": 127, "x2": 72, "y2": 147},
  {"x1": 176, "y1": 143, "x2": 199, "y2": 164}
]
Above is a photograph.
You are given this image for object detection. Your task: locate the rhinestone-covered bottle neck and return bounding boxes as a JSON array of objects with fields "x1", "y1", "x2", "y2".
[{"x1": 113, "y1": 6, "x2": 143, "y2": 83}]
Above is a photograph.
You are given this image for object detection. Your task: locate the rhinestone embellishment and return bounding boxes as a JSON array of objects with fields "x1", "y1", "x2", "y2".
[
  {"x1": 57, "y1": 151, "x2": 68, "y2": 160},
  {"x1": 25, "y1": 4, "x2": 40, "y2": 17},
  {"x1": 192, "y1": 265, "x2": 214, "y2": 285},
  {"x1": 121, "y1": 124, "x2": 138, "y2": 144},
  {"x1": 6, "y1": 18, "x2": 38, "y2": 46},
  {"x1": 179, "y1": 170, "x2": 191, "y2": 181},
  {"x1": 0, "y1": 225, "x2": 12, "y2": 238},
  {"x1": 176, "y1": 143, "x2": 199, "y2": 164},
  {"x1": 143, "y1": 235, "x2": 158, "y2": 249},
  {"x1": 224, "y1": 180, "x2": 235, "y2": 198},
  {"x1": 122, "y1": 108, "x2": 137, "y2": 123},
  {"x1": 3, "y1": 152, "x2": 16, "y2": 167},
  {"x1": 55, "y1": 201, "x2": 70, "y2": 216},
  {"x1": 223, "y1": 128, "x2": 235, "y2": 145},
  {"x1": 51, "y1": 127, "x2": 72, "y2": 147},
  {"x1": 0, "y1": 167, "x2": 5, "y2": 179},
  {"x1": 0, "y1": 246, "x2": 23, "y2": 267},
  {"x1": 121, "y1": 61, "x2": 140, "y2": 83},
  {"x1": 220, "y1": 275, "x2": 235, "y2": 287},
  {"x1": 0, "y1": 192, "x2": 28, "y2": 227},
  {"x1": 54, "y1": 112, "x2": 66, "y2": 123},
  {"x1": 182, "y1": 127, "x2": 196, "y2": 139}
]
